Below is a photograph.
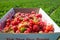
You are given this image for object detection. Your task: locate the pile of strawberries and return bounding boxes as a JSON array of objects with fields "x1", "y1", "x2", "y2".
[{"x1": 3, "y1": 11, "x2": 54, "y2": 33}]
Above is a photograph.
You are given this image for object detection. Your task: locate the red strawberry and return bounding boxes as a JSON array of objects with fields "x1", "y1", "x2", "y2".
[
  {"x1": 16, "y1": 30, "x2": 20, "y2": 33},
  {"x1": 24, "y1": 31, "x2": 29, "y2": 33},
  {"x1": 28, "y1": 15, "x2": 33, "y2": 19},
  {"x1": 29, "y1": 26, "x2": 32, "y2": 31},
  {"x1": 12, "y1": 26, "x2": 18, "y2": 32},
  {"x1": 23, "y1": 17, "x2": 29, "y2": 21},
  {"x1": 31, "y1": 11, "x2": 36, "y2": 14},
  {"x1": 33, "y1": 25, "x2": 39, "y2": 32},
  {"x1": 11, "y1": 20, "x2": 19, "y2": 25},
  {"x1": 3, "y1": 26, "x2": 10, "y2": 32},
  {"x1": 47, "y1": 24, "x2": 54, "y2": 31},
  {"x1": 6, "y1": 19, "x2": 11, "y2": 23},
  {"x1": 25, "y1": 14, "x2": 29, "y2": 16},
  {"x1": 43, "y1": 26, "x2": 46, "y2": 31},
  {"x1": 29, "y1": 19, "x2": 34, "y2": 25},
  {"x1": 26, "y1": 28, "x2": 31, "y2": 32},
  {"x1": 44, "y1": 30, "x2": 49, "y2": 33},
  {"x1": 38, "y1": 21, "x2": 46, "y2": 27},
  {"x1": 21, "y1": 13, "x2": 25, "y2": 17},
  {"x1": 6, "y1": 22, "x2": 10, "y2": 26},
  {"x1": 36, "y1": 14, "x2": 42, "y2": 18},
  {"x1": 0, "y1": 27, "x2": 2, "y2": 31}
]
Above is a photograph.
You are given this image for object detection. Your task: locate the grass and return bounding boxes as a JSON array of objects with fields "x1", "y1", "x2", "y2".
[
  {"x1": 50, "y1": 6, "x2": 60, "y2": 26},
  {"x1": 0, "y1": 0, "x2": 60, "y2": 26}
]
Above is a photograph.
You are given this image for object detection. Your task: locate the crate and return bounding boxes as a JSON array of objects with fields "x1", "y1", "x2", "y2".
[{"x1": 0, "y1": 8, "x2": 60, "y2": 40}]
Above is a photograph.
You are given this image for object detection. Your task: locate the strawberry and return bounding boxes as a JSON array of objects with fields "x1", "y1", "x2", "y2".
[
  {"x1": 39, "y1": 31, "x2": 43, "y2": 33},
  {"x1": 24, "y1": 30, "x2": 30, "y2": 33},
  {"x1": 12, "y1": 26, "x2": 18, "y2": 32},
  {"x1": 20, "y1": 27, "x2": 26, "y2": 33},
  {"x1": 6, "y1": 19, "x2": 11, "y2": 23},
  {"x1": 23, "y1": 17, "x2": 29, "y2": 21},
  {"x1": 26, "y1": 28, "x2": 31, "y2": 32},
  {"x1": 33, "y1": 25, "x2": 39, "y2": 32},
  {"x1": 16, "y1": 30, "x2": 20, "y2": 33},
  {"x1": 31, "y1": 11, "x2": 36, "y2": 14},
  {"x1": 0, "y1": 26, "x2": 2, "y2": 31},
  {"x1": 3, "y1": 26, "x2": 10, "y2": 32},
  {"x1": 36, "y1": 14, "x2": 42, "y2": 18}
]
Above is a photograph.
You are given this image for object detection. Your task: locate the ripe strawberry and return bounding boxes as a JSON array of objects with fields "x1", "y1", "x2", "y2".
[
  {"x1": 24, "y1": 30, "x2": 29, "y2": 33},
  {"x1": 29, "y1": 19, "x2": 34, "y2": 25},
  {"x1": 3, "y1": 26, "x2": 10, "y2": 32},
  {"x1": 25, "y1": 14, "x2": 29, "y2": 16},
  {"x1": 33, "y1": 25, "x2": 39, "y2": 32},
  {"x1": 36, "y1": 14, "x2": 42, "y2": 18},
  {"x1": 0, "y1": 24, "x2": 1, "y2": 31},
  {"x1": 38, "y1": 21, "x2": 46, "y2": 27},
  {"x1": 12, "y1": 26, "x2": 18, "y2": 32},
  {"x1": 44, "y1": 30, "x2": 49, "y2": 33},
  {"x1": 26, "y1": 28, "x2": 31, "y2": 32},
  {"x1": 6, "y1": 19, "x2": 11, "y2": 23},
  {"x1": 29, "y1": 22, "x2": 33, "y2": 26},
  {"x1": 21, "y1": 13, "x2": 25, "y2": 17},
  {"x1": 11, "y1": 21, "x2": 15, "y2": 25},
  {"x1": 46, "y1": 26, "x2": 50, "y2": 31},
  {"x1": 6, "y1": 19, "x2": 11, "y2": 26},
  {"x1": 11, "y1": 20, "x2": 19, "y2": 25},
  {"x1": 29, "y1": 26, "x2": 32, "y2": 31},
  {"x1": 6, "y1": 22, "x2": 10, "y2": 26},
  {"x1": 43, "y1": 26, "x2": 46, "y2": 31},
  {"x1": 16, "y1": 30, "x2": 20, "y2": 33},
  {"x1": 23, "y1": 17, "x2": 29, "y2": 21},
  {"x1": 31, "y1": 11, "x2": 36, "y2": 14},
  {"x1": 14, "y1": 12, "x2": 21, "y2": 17},
  {"x1": 47, "y1": 24, "x2": 54, "y2": 31}
]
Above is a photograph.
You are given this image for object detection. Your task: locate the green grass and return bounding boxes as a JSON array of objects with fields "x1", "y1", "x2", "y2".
[
  {"x1": 50, "y1": 6, "x2": 60, "y2": 26},
  {"x1": 0, "y1": 0, "x2": 60, "y2": 26}
]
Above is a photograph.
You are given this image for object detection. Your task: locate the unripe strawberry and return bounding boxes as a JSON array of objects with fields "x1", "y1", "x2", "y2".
[
  {"x1": 39, "y1": 31, "x2": 43, "y2": 33},
  {"x1": 20, "y1": 27, "x2": 26, "y2": 33}
]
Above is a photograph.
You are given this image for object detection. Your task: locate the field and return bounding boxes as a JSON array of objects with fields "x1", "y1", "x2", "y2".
[{"x1": 0, "y1": 0, "x2": 60, "y2": 26}]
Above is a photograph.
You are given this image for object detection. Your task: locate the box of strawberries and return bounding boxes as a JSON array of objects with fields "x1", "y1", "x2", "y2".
[{"x1": 0, "y1": 8, "x2": 60, "y2": 40}]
